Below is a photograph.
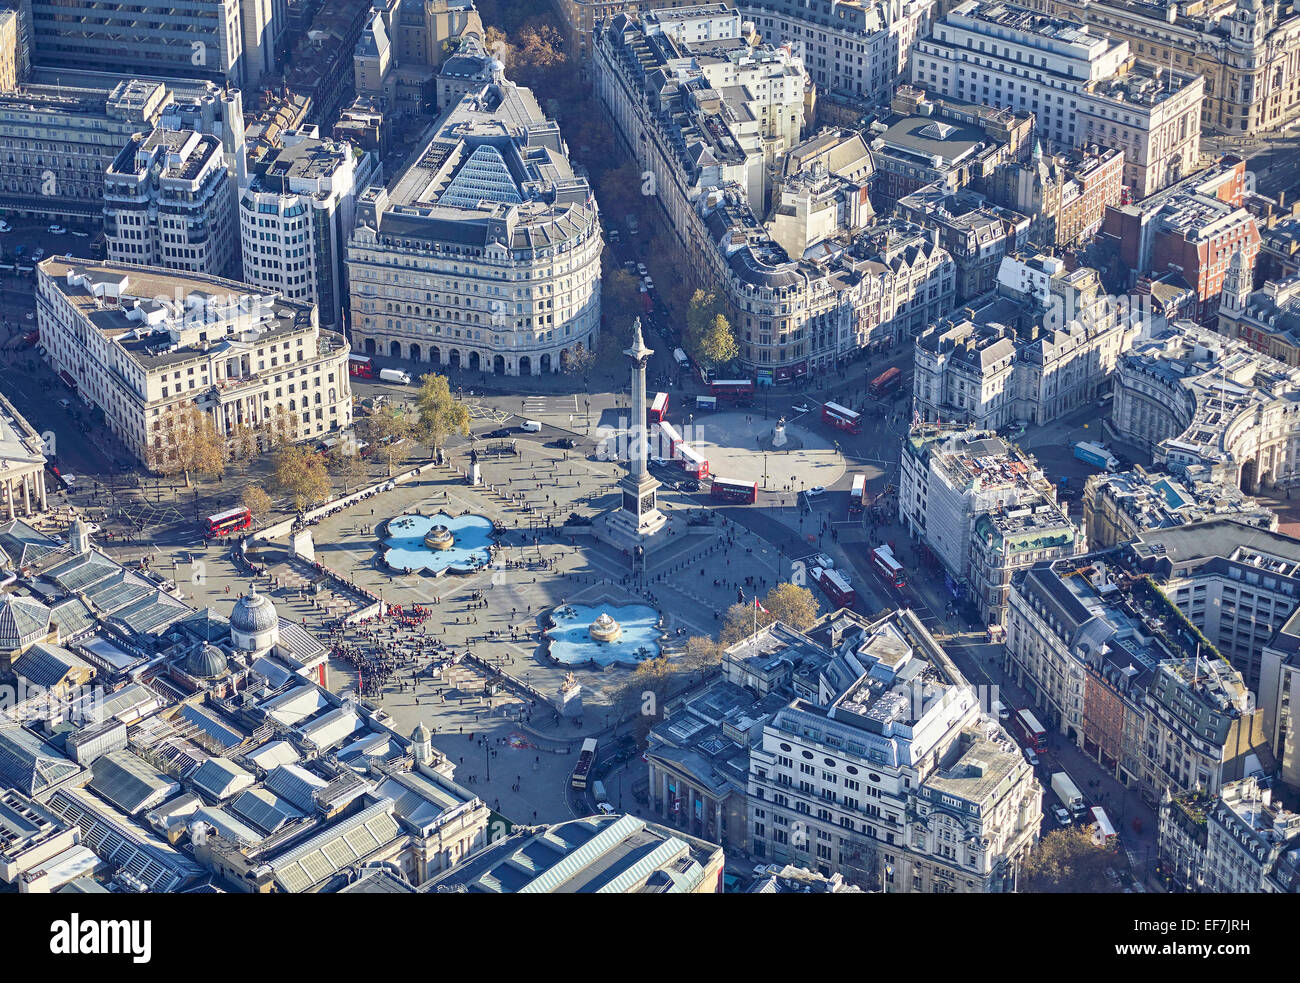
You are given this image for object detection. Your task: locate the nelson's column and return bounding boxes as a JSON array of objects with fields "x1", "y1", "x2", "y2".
[{"x1": 595, "y1": 317, "x2": 668, "y2": 560}]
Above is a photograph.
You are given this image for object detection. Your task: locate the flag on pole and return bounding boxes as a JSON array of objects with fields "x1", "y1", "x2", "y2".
[{"x1": 754, "y1": 599, "x2": 769, "y2": 614}]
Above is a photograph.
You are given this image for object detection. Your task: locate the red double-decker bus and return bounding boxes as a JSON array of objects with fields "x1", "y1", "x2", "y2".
[
  {"x1": 710, "y1": 379, "x2": 755, "y2": 401},
  {"x1": 348, "y1": 354, "x2": 374, "y2": 379},
  {"x1": 1015, "y1": 708, "x2": 1048, "y2": 751},
  {"x1": 849, "y1": 474, "x2": 867, "y2": 517},
  {"x1": 869, "y1": 366, "x2": 901, "y2": 398},
  {"x1": 204, "y1": 506, "x2": 253, "y2": 537},
  {"x1": 657, "y1": 420, "x2": 682, "y2": 459},
  {"x1": 710, "y1": 476, "x2": 757, "y2": 503},
  {"x1": 648, "y1": 391, "x2": 668, "y2": 424},
  {"x1": 822, "y1": 401, "x2": 862, "y2": 435},
  {"x1": 814, "y1": 566, "x2": 857, "y2": 609},
  {"x1": 872, "y1": 545, "x2": 905, "y2": 588},
  {"x1": 677, "y1": 444, "x2": 710, "y2": 479}
]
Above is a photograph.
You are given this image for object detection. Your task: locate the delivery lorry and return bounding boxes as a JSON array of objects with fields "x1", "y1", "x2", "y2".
[
  {"x1": 1073, "y1": 441, "x2": 1118, "y2": 471},
  {"x1": 379, "y1": 368, "x2": 411, "y2": 385},
  {"x1": 1051, "y1": 771, "x2": 1086, "y2": 815}
]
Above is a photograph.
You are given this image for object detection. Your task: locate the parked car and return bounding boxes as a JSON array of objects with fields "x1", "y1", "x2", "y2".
[
  {"x1": 31, "y1": 248, "x2": 44, "y2": 261},
  {"x1": 643, "y1": 277, "x2": 655, "y2": 291},
  {"x1": 488, "y1": 428, "x2": 511, "y2": 439},
  {"x1": 0, "y1": 220, "x2": 11, "y2": 233},
  {"x1": 48, "y1": 225, "x2": 67, "y2": 235},
  {"x1": 1024, "y1": 748, "x2": 1039, "y2": 767},
  {"x1": 637, "y1": 263, "x2": 648, "y2": 277},
  {"x1": 549, "y1": 437, "x2": 575, "y2": 449}
]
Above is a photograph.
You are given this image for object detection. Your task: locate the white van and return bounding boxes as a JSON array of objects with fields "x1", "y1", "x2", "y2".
[{"x1": 521, "y1": 420, "x2": 541, "y2": 432}]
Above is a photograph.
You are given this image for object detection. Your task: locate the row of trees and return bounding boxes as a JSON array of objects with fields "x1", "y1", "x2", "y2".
[{"x1": 146, "y1": 372, "x2": 471, "y2": 514}]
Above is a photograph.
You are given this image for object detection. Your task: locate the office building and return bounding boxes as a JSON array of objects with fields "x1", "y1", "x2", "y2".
[
  {"x1": 1006, "y1": 552, "x2": 1270, "y2": 798},
  {"x1": 34, "y1": 258, "x2": 353, "y2": 465},
  {"x1": 0, "y1": 75, "x2": 242, "y2": 223},
  {"x1": 913, "y1": 254, "x2": 1145, "y2": 428},
  {"x1": 346, "y1": 72, "x2": 602, "y2": 375},
  {"x1": 1111, "y1": 319, "x2": 1300, "y2": 492},
  {"x1": 240, "y1": 128, "x2": 360, "y2": 328},
  {"x1": 104, "y1": 127, "x2": 239, "y2": 279},
  {"x1": 912, "y1": 1, "x2": 1205, "y2": 198},
  {"x1": 894, "y1": 185, "x2": 1030, "y2": 301},
  {"x1": 1125, "y1": 519, "x2": 1300, "y2": 694},
  {"x1": 1023, "y1": 0, "x2": 1300, "y2": 137},
  {"x1": 1083, "y1": 465, "x2": 1277, "y2": 551},
  {"x1": 746, "y1": 607, "x2": 1042, "y2": 890},
  {"x1": 355, "y1": 0, "x2": 483, "y2": 118},
  {"x1": 736, "y1": 0, "x2": 937, "y2": 107},
  {"x1": 867, "y1": 85, "x2": 1034, "y2": 210},
  {"x1": 20, "y1": 0, "x2": 277, "y2": 88},
  {"x1": 1158, "y1": 778, "x2": 1300, "y2": 892},
  {"x1": 1218, "y1": 268, "x2": 1300, "y2": 369},
  {"x1": 984, "y1": 142, "x2": 1125, "y2": 249},
  {"x1": 900, "y1": 426, "x2": 1082, "y2": 622}
]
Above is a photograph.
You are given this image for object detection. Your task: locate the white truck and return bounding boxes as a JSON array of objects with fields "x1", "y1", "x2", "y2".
[
  {"x1": 379, "y1": 368, "x2": 411, "y2": 385},
  {"x1": 1051, "y1": 771, "x2": 1085, "y2": 815}
]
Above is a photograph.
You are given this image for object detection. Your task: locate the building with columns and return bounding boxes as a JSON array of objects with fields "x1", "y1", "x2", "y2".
[
  {"x1": 1111, "y1": 318, "x2": 1300, "y2": 493},
  {"x1": 0, "y1": 391, "x2": 48, "y2": 518},
  {"x1": 346, "y1": 72, "x2": 602, "y2": 376},
  {"x1": 33, "y1": 258, "x2": 353, "y2": 468}
]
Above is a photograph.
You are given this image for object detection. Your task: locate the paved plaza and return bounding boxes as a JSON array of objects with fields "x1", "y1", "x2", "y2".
[{"x1": 168, "y1": 426, "x2": 799, "y2": 824}]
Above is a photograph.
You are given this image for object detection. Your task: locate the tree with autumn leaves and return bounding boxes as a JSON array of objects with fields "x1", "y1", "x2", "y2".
[
  {"x1": 146, "y1": 405, "x2": 226, "y2": 487},
  {"x1": 720, "y1": 583, "x2": 821, "y2": 646}
]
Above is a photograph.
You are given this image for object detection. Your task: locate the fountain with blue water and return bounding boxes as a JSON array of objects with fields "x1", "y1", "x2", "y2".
[
  {"x1": 383, "y1": 512, "x2": 495, "y2": 574},
  {"x1": 546, "y1": 603, "x2": 663, "y2": 667}
]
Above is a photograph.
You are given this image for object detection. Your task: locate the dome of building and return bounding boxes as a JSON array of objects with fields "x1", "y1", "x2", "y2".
[
  {"x1": 187, "y1": 644, "x2": 229, "y2": 679},
  {"x1": 230, "y1": 586, "x2": 277, "y2": 634},
  {"x1": 412, "y1": 722, "x2": 431, "y2": 743},
  {"x1": 0, "y1": 595, "x2": 52, "y2": 651}
]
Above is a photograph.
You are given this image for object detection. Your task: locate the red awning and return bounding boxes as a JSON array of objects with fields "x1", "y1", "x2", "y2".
[{"x1": 58, "y1": 370, "x2": 77, "y2": 390}]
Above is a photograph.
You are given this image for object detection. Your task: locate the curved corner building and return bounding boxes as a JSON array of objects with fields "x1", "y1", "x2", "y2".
[{"x1": 346, "y1": 68, "x2": 602, "y2": 377}]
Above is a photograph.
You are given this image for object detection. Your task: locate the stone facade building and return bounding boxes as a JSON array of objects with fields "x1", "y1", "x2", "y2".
[
  {"x1": 1006, "y1": 553, "x2": 1269, "y2": 798},
  {"x1": 745, "y1": 608, "x2": 1042, "y2": 891},
  {"x1": 346, "y1": 73, "x2": 602, "y2": 375},
  {"x1": 912, "y1": 0, "x2": 1205, "y2": 197},
  {"x1": 736, "y1": 0, "x2": 936, "y2": 107},
  {"x1": 1083, "y1": 464, "x2": 1277, "y2": 550},
  {"x1": 34, "y1": 258, "x2": 353, "y2": 466},
  {"x1": 1025, "y1": 0, "x2": 1300, "y2": 137},
  {"x1": 1111, "y1": 319, "x2": 1300, "y2": 492}
]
